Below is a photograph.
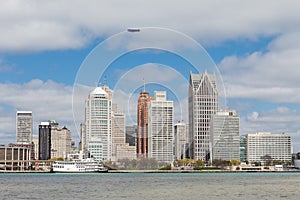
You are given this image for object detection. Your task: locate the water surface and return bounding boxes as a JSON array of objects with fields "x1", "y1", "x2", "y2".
[{"x1": 0, "y1": 172, "x2": 299, "y2": 199}]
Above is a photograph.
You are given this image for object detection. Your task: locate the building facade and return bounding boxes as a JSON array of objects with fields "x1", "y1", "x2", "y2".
[
  {"x1": 246, "y1": 132, "x2": 292, "y2": 164},
  {"x1": 148, "y1": 91, "x2": 174, "y2": 163},
  {"x1": 174, "y1": 121, "x2": 189, "y2": 160},
  {"x1": 240, "y1": 135, "x2": 247, "y2": 162},
  {"x1": 0, "y1": 146, "x2": 31, "y2": 171},
  {"x1": 16, "y1": 111, "x2": 33, "y2": 144},
  {"x1": 38, "y1": 122, "x2": 51, "y2": 160},
  {"x1": 49, "y1": 120, "x2": 72, "y2": 159},
  {"x1": 210, "y1": 110, "x2": 240, "y2": 162},
  {"x1": 137, "y1": 92, "x2": 153, "y2": 158},
  {"x1": 8, "y1": 143, "x2": 35, "y2": 160},
  {"x1": 112, "y1": 112, "x2": 126, "y2": 161},
  {"x1": 126, "y1": 125, "x2": 137, "y2": 147},
  {"x1": 85, "y1": 86, "x2": 112, "y2": 161},
  {"x1": 189, "y1": 72, "x2": 218, "y2": 161}
]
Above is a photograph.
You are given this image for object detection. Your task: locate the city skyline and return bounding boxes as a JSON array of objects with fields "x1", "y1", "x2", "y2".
[{"x1": 0, "y1": 1, "x2": 300, "y2": 153}]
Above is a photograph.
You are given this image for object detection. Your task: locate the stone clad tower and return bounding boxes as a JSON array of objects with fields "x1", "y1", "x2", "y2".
[{"x1": 189, "y1": 72, "x2": 218, "y2": 162}]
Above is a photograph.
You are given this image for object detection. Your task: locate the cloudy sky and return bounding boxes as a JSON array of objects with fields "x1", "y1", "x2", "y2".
[{"x1": 1, "y1": 0, "x2": 300, "y2": 152}]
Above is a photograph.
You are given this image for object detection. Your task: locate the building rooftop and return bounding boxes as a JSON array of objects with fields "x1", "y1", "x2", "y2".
[{"x1": 90, "y1": 86, "x2": 107, "y2": 95}]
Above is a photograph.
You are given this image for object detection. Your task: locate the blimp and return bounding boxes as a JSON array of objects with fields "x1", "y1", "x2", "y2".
[{"x1": 127, "y1": 28, "x2": 140, "y2": 32}]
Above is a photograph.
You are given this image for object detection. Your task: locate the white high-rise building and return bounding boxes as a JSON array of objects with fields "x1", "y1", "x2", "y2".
[
  {"x1": 174, "y1": 121, "x2": 189, "y2": 160},
  {"x1": 148, "y1": 91, "x2": 174, "y2": 163},
  {"x1": 210, "y1": 110, "x2": 240, "y2": 162},
  {"x1": 85, "y1": 86, "x2": 112, "y2": 161},
  {"x1": 189, "y1": 72, "x2": 218, "y2": 161},
  {"x1": 246, "y1": 132, "x2": 291, "y2": 164},
  {"x1": 16, "y1": 111, "x2": 33, "y2": 144}
]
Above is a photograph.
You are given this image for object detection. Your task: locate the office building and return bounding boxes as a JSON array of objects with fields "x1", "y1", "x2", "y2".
[
  {"x1": 112, "y1": 112, "x2": 126, "y2": 161},
  {"x1": 126, "y1": 125, "x2": 137, "y2": 147},
  {"x1": 85, "y1": 85, "x2": 112, "y2": 161},
  {"x1": 210, "y1": 110, "x2": 240, "y2": 162},
  {"x1": 137, "y1": 91, "x2": 153, "y2": 158},
  {"x1": 148, "y1": 91, "x2": 174, "y2": 163},
  {"x1": 189, "y1": 72, "x2": 218, "y2": 161},
  {"x1": 246, "y1": 132, "x2": 291, "y2": 164},
  {"x1": 32, "y1": 137, "x2": 39, "y2": 160},
  {"x1": 49, "y1": 120, "x2": 72, "y2": 159},
  {"x1": 16, "y1": 111, "x2": 33, "y2": 144},
  {"x1": 38, "y1": 122, "x2": 51, "y2": 160},
  {"x1": 240, "y1": 135, "x2": 247, "y2": 162},
  {"x1": 174, "y1": 121, "x2": 189, "y2": 160}
]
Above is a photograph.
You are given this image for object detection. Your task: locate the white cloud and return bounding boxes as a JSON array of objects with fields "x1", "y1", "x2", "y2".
[
  {"x1": 0, "y1": 79, "x2": 78, "y2": 143},
  {"x1": 1, "y1": 0, "x2": 300, "y2": 52},
  {"x1": 240, "y1": 106, "x2": 300, "y2": 151}
]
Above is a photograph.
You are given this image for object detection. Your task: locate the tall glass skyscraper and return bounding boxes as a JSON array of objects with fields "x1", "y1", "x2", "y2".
[
  {"x1": 85, "y1": 86, "x2": 112, "y2": 161},
  {"x1": 148, "y1": 91, "x2": 174, "y2": 163},
  {"x1": 16, "y1": 111, "x2": 32, "y2": 144},
  {"x1": 189, "y1": 72, "x2": 218, "y2": 161}
]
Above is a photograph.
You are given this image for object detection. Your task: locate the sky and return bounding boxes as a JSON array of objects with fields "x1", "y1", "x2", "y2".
[{"x1": 1, "y1": 0, "x2": 300, "y2": 152}]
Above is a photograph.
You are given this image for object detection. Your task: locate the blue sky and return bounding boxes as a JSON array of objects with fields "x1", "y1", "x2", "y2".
[{"x1": 1, "y1": 1, "x2": 300, "y2": 152}]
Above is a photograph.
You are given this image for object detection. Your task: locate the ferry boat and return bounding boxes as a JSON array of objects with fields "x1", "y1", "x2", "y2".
[{"x1": 52, "y1": 158, "x2": 107, "y2": 173}]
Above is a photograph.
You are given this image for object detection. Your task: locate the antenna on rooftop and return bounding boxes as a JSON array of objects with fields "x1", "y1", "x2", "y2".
[
  {"x1": 143, "y1": 78, "x2": 146, "y2": 92},
  {"x1": 104, "y1": 75, "x2": 107, "y2": 86}
]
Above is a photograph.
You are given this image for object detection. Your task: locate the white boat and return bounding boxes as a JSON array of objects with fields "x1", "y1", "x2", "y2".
[{"x1": 52, "y1": 158, "x2": 107, "y2": 173}]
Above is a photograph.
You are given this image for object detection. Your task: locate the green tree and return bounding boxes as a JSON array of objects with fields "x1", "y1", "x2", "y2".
[{"x1": 230, "y1": 159, "x2": 239, "y2": 166}]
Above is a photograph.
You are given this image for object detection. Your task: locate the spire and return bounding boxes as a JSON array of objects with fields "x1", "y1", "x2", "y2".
[
  {"x1": 104, "y1": 75, "x2": 107, "y2": 86},
  {"x1": 143, "y1": 78, "x2": 146, "y2": 92}
]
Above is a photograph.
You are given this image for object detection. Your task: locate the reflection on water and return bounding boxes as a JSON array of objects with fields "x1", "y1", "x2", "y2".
[{"x1": 0, "y1": 173, "x2": 300, "y2": 200}]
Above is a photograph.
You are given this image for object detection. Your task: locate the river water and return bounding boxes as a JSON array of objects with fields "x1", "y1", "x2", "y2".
[{"x1": 0, "y1": 172, "x2": 299, "y2": 199}]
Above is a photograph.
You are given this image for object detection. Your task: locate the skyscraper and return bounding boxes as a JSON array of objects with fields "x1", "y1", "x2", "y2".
[
  {"x1": 16, "y1": 111, "x2": 33, "y2": 144},
  {"x1": 137, "y1": 91, "x2": 153, "y2": 158},
  {"x1": 148, "y1": 91, "x2": 174, "y2": 163},
  {"x1": 38, "y1": 122, "x2": 51, "y2": 160},
  {"x1": 85, "y1": 86, "x2": 112, "y2": 161},
  {"x1": 189, "y1": 72, "x2": 218, "y2": 161},
  {"x1": 174, "y1": 121, "x2": 189, "y2": 160},
  {"x1": 210, "y1": 110, "x2": 240, "y2": 162}
]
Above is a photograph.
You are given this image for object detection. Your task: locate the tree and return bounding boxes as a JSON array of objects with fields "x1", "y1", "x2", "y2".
[
  {"x1": 196, "y1": 160, "x2": 204, "y2": 167},
  {"x1": 230, "y1": 159, "x2": 239, "y2": 166}
]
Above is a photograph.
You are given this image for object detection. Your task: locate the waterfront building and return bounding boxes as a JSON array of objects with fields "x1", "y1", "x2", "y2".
[
  {"x1": 240, "y1": 135, "x2": 247, "y2": 162},
  {"x1": 116, "y1": 143, "x2": 136, "y2": 161},
  {"x1": 189, "y1": 72, "x2": 218, "y2": 161},
  {"x1": 85, "y1": 85, "x2": 112, "y2": 161},
  {"x1": 210, "y1": 110, "x2": 240, "y2": 162},
  {"x1": 174, "y1": 121, "x2": 189, "y2": 160},
  {"x1": 137, "y1": 91, "x2": 153, "y2": 158},
  {"x1": 49, "y1": 120, "x2": 72, "y2": 159},
  {"x1": 32, "y1": 137, "x2": 39, "y2": 160},
  {"x1": 246, "y1": 132, "x2": 291, "y2": 165},
  {"x1": 38, "y1": 122, "x2": 51, "y2": 160},
  {"x1": 112, "y1": 112, "x2": 126, "y2": 161},
  {"x1": 148, "y1": 91, "x2": 174, "y2": 163},
  {"x1": 0, "y1": 146, "x2": 31, "y2": 171},
  {"x1": 126, "y1": 125, "x2": 137, "y2": 147},
  {"x1": 16, "y1": 111, "x2": 33, "y2": 144},
  {"x1": 8, "y1": 143, "x2": 35, "y2": 160}
]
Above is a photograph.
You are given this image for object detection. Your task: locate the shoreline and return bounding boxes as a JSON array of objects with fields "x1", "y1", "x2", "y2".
[{"x1": 1, "y1": 169, "x2": 300, "y2": 174}]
